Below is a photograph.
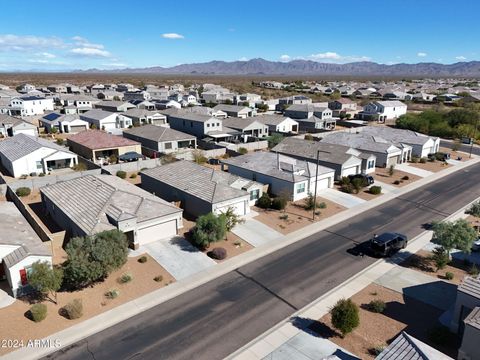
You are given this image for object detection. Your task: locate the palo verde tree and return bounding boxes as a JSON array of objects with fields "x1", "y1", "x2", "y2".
[
  {"x1": 27, "y1": 261, "x2": 63, "y2": 304},
  {"x1": 432, "y1": 219, "x2": 478, "y2": 257},
  {"x1": 191, "y1": 212, "x2": 227, "y2": 249}
]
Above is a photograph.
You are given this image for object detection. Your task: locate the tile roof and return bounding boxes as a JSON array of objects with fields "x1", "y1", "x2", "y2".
[
  {"x1": 123, "y1": 125, "x2": 195, "y2": 142},
  {"x1": 222, "y1": 117, "x2": 265, "y2": 130},
  {"x1": 359, "y1": 126, "x2": 436, "y2": 146},
  {"x1": 320, "y1": 131, "x2": 402, "y2": 154},
  {"x1": 255, "y1": 114, "x2": 295, "y2": 126},
  {"x1": 41, "y1": 174, "x2": 181, "y2": 235},
  {"x1": 464, "y1": 306, "x2": 480, "y2": 330},
  {"x1": 80, "y1": 109, "x2": 117, "y2": 121},
  {"x1": 67, "y1": 130, "x2": 139, "y2": 150},
  {"x1": 213, "y1": 104, "x2": 251, "y2": 113},
  {"x1": 142, "y1": 160, "x2": 250, "y2": 204},
  {"x1": 168, "y1": 112, "x2": 216, "y2": 123},
  {"x1": 458, "y1": 275, "x2": 480, "y2": 299}
]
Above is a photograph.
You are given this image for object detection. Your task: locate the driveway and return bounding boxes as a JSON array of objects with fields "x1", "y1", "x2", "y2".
[
  {"x1": 130, "y1": 237, "x2": 216, "y2": 280},
  {"x1": 375, "y1": 266, "x2": 457, "y2": 311},
  {"x1": 0, "y1": 288, "x2": 15, "y2": 309},
  {"x1": 373, "y1": 180, "x2": 402, "y2": 195},
  {"x1": 318, "y1": 188, "x2": 366, "y2": 208},
  {"x1": 232, "y1": 219, "x2": 283, "y2": 247},
  {"x1": 395, "y1": 163, "x2": 434, "y2": 178}
]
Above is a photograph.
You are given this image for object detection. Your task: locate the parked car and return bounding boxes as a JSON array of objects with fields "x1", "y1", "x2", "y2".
[
  {"x1": 472, "y1": 237, "x2": 480, "y2": 252},
  {"x1": 348, "y1": 173, "x2": 375, "y2": 186},
  {"x1": 370, "y1": 232, "x2": 408, "y2": 257},
  {"x1": 462, "y1": 137, "x2": 474, "y2": 145}
]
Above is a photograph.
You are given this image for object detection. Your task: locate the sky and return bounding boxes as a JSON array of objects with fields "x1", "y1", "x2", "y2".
[{"x1": 0, "y1": 0, "x2": 478, "y2": 71}]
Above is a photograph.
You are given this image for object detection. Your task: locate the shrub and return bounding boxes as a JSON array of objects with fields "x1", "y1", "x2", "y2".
[
  {"x1": 129, "y1": 173, "x2": 137, "y2": 179},
  {"x1": 318, "y1": 202, "x2": 327, "y2": 209},
  {"x1": 138, "y1": 256, "x2": 148, "y2": 263},
  {"x1": 469, "y1": 264, "x2": 479, "y2": 276},
  {"x1": 271, "y1": 196, "x2": 287, "y2": 210},
  {"x1": 118, "y1": 273, "x2": 133, "y2": 284},
  {"x1": 56, "y1": 138, "x2": 64, "y2": 146},
  {"x1": 393, "y1": 180, "x2": 401, "y2": 185},
  {"x1": 27, "y1": 261, "x2": 63, "y2": 304},
  {"x1": 445, "y1": 272, "x2": 454, "y2": 280},
  {"x1": 109, "y1": 155, "x2": 118, "y2": 164},
  {"x1": 154, "y1": 275, "x2": 163, "y2": 282},
  {"x1": 191, "y1": 212, "x2": 227, "y2": 249},
  {"x1": 369, "y1": 186, "x2": 382, "y2": 195},
  {"x1": 256, "y1": 193, "x2": 271, "y2": 209},
  {"x1": 369, "y1": 346, "x2": 385, "y2": 356},
  {"x1": 351, "y1": 178, "x2": 364, "y2": 194},
  {"x1": 39, "y1": 172, "x2": 45, "y2": 177},
  {"x1": 116, "y1": 170, "x2": 127, "y2": 179},
  {"x1": 466, "y1": 200, "x2": 480, "y2": 218},
  {"x1": 73, "y1": 163, "x2": 87, "y2": 171},
  {"x1": 420, "y1": 157, "x2": 427, "y2": 163},
  {"x1": 304, "y1": 134, "x2": 314, "y2": 141},
  {"x1": 402, "y1": 175, "x2": 410, "y2": 181},
  {"x1": 63, "y1": 299, "x2": 83, "y2": 319},
  {"x1": 432, "y1": 247, "x2": 450, "y2": 270},
  {"x1": 411, "y1": 155, "x2": 420, "y2": 163},
  {"x1": 341, "y1": 183, "x2": 353, "y2": 194},
  {"x1": 15, "y1": 187, "x2": 31, "y2": 197},
  {"x1": 366, "y1": 299, "x2": 386, "y2": 313},
  {"x1": 279, "y1": 214, "x2": 288, "y2": 220},
  {"x1": 388, "y1": 164, "x2": 395, "y2": 176},
  {"x1": 208, "y1": 247, "x2": 227, "y2": 260},
  {"x1": 105, "y1": 289, "x2": 120, "y2": 299},
  {"x1": 192, "y1": 150, "x2": 207, "y2": 164},
  {"x1": 303, "y1": 193, "x2": 320, "y2": 210},
  {"x1": 29, "y1": 303, "x2": 47, "y2": 322},
  {"x1": 330, "y1": 298, "x2": 360, "y2": 337},
  {"x1": 237, "y1": 147, "x2": 248, "y2": 155}
]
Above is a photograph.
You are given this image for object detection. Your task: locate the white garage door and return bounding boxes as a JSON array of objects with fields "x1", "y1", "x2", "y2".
[
  {"x1": 137, "y1": 221, "x2": 177, "y2": 245},
  {"x1": 387, "y1": 156, "x2": 399, "y2": 167},
  {"x1": 315, "y1": 177, "x2": 331, "y2": 190},
  {"x1": 342, "y1": 166, "x2": 358, "y2": 177},
  {"x1": 216, "y1": 201, "x2": 246, "y2": 216}
]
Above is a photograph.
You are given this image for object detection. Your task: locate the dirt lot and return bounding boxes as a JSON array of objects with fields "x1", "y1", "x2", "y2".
[
  {"x1": 373, "y1": 167, "x2": 421, "y2": 187},
  {"x1": 400, "y1": 249, "x2": 471, "y2": 286},
  {"x1": 314, "y1": 283, "x2": 458, "y2": 359},
  {"x1": 253, "y1": 197, "x2": 346, "y2": 234},
  {"x1": 0, "y1": 254, "x2": 174, "y2": 355},
  {"x1": 409, "y1": 160, "x2": 451, "y2": 172}
]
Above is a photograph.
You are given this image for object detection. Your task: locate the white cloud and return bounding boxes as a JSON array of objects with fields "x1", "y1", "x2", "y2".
[
  {"x1": 417, "y1": 52, "x2": 427, "y2": 57},
  {"x1": 456, "y1": 55, "x2": 467, "y2": 60},
  {"x1": 101, "y1": 62, "x2": 127, "y2": 67},
  {"x1": 309, "y1": 52, "x2": 342, "y2": 60},
  {"x1": 72, "y1": 36, "x2": 104, "y2": 49},
  {"x1": 0, "y1": 34, "x2": 64, "y2": 51},
  {"x1": 37, "y1": 52, "x2": 56, "y2": 59},
  {"x1": 280, "y1": 54, "x2": 291, "y2": 62},
  {"x1": 161, "y1": 33, "x2": 184, "y2": 39},
  {"x1": 306, "y1": 52, "x2": 371, "y2": 63},
  {"x1": 238, "y1": 57, "x2": 248, "y2": 61},
  {"x1": 70, "y1": 47, "x2": 111, "y2": 57}
]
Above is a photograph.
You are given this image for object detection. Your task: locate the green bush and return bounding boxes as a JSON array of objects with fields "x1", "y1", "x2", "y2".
[
  {"x1": 63, "y1": 299, "x2": 83, "y2": 319},
  {"x1": 116, "y1": 170, "x2": 127, "y2": 179},
  {"x1": 420, "y1": 157, "x2": 427, "y2": 163},
  {"x1": 432, "y1": 247, "x2": 450, "y2": 270},
  {"x1": 466, "y1": 201, "x2": 480, "y2": 218},
  {"x1": 351, "y1": 178, "x2": 365, "y2": 194},
  {"x1": 366, "y1": 300, "x2": 386, "y2": 313},
  {"x1": 279, "y1": 214, "x2": 289, "y2": 220},
  {"x1": 191, "y1": 212, "x2": 227, "y2": 249},
  {"x1": 304, "y1": 134, "x2": 314, "y2": 141},
  {"x1": 388, "y1": 165, "x2": 395, "y2": 176},
  {"x1": 138, "y1": 256, "x2": 147, "y2": 263},
  {"x1": 109, "y1": 155, "x2": 118, "y2": 164},
  {"x1": 30, "y1": 303, "x2": 47, "y2": 322},
  {"x1": 73, "y1": 163, "x2": 87, "y2": 171},
  {"x1": 445, "y1": 272, "x2": 454, "y2": 280},
  {"x1": 318, "y1": 202, "x2": 327, "y2": 209},
  {"x1": 256, "y1": 193, "x2": 271, "y2": 209},
  {"x1": 393, "y1": 180, "x2": 401, "y2": 185},
  {"x1": 118, "y1": 273, "x2": 133, "y2": 284},
  {"x1": 56, "y1": 138, "x2": 64, "y2": 146},
  {"x1": 402, "y1": 175, "x2": 410, "y2": 181},
  {"x1": 271, "y1": 197, "x2": 287, "y2": 210},
  {"x1": 15, "y1": 187, "x2": 31, "y2": 197},
  {"x1": 411, "y1": 155, "x2": 420, "y2": 163},
  {"x1": 39, "y1": 172, "x2": 45, "y2": 177},
  {"x1": 469, "y1": 264, "x2": 479, "y2": 276},
  {"x1": 105, "y1": 289, "x2": 120, "y2": 299},
  {"x1": 369, "y1": 186, "x2": 382, "y2": 195},
  {"x1": 237, "y1": 147, "x2": 248, "y2": 155},
  {"x1": 129, "y1": 173, "x2": 137, "y2": 179},
  {"x1": 330, "y1": 298, "x2": 360, "y2": 337},
  {"x1": 154, "y1": 275, "x2": 163, "y2": 282}
]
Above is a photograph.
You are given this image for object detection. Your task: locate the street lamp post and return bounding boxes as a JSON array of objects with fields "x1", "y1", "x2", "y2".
[
  {"x1": 312, "y1": 150, "x2": 320, "y2": 220},
  {"x1": 469, "y1": 116, "x2": 479, "y2": 159}
]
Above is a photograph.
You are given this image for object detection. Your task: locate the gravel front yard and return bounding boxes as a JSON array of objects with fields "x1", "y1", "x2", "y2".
[
  {"x1": 373, "y1": 167, "x2": 421, "y2": 187},
  {"x1": 409, "y1": 160, "x2": 451, "y2": 172}
]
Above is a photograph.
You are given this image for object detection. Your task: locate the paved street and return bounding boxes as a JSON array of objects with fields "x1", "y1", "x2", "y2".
[{"x1": 46, "y1": 162, "x2": 480, "y2": 360}]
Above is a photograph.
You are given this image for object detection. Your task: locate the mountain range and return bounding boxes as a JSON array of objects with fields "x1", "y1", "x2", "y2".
[{"x1": 78, "y1": 58, "x2": 480, "y2": 77}]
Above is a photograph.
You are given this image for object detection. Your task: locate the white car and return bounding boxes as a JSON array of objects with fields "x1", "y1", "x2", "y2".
[{"x1": 472, "y1": 238, "x2": 480, "y2": 252}]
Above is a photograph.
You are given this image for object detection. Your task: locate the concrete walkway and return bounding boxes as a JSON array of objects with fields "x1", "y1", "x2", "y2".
[
  {"x1": 395, "y1": 163, "x2": 434, "y2": 177},
  {"x1": 232, "y1": 219, "x2": 284, "y2": 247},
  {"x1": 0, "y1": 289, "x2": 15, "y2": 309},
  {"x1": 318, "y1": 188, "x2": 366, "y2": 208},
  {"x1": 373, "y1": 180, "x2": 402, "y2": 195},
  {"x1": 130, "y1": 237, "x2": 216, "y2": 280}
]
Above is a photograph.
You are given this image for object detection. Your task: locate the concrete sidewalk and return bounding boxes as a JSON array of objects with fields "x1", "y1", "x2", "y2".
[
  {"x1": 227, "y1": 196, "x2": 476, "y2": 360},
  {"x1": 4, "y1": 157, "x2": 479, "y2": 360}
]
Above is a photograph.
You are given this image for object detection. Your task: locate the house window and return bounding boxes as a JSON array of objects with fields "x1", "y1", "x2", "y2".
[
  {"x1": 296, "y1": 183, "x2": 306, "y2": 194},
  {"x1": 206, "y1": 123, "x2": 210, "y2": 127},
  {"x1": 217, "y1": 123, "x2": 220, "y2": 127},
  {"x1": 190, "y1": 121, "x2": 193, "y2": 127},
  {"x1": 164, "y1": 142, "x2": 172, "y2": 150},
  {"x1": 250, "y1": 189, "x2": 260, "y2": 201},
  {"x1": 368, "y1": 160, "x2": 375, "y2": 169},
  {"x1": 36, "y1": 161, "x2": 43, "y2": 170}
]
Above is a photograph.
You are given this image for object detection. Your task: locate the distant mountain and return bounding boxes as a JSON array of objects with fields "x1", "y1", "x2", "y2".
[{"x1": 78, "y1": 58, "x2": 480, "y2": 77}]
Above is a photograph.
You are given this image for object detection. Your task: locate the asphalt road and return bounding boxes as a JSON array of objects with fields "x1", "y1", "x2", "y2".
[
  {"x1": 441, "y1": 140, "x2": 480, "y2": 156},
  {"x1": 47, "y1": 162, "x2": 480, "y2": 360}
]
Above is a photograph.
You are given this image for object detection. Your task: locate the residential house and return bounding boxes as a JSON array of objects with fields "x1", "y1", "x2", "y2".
[
  {"x1": 201, "y1": 89, "x2": 235, "y2": 104},
  {"x1": 96, "y1": 90, "x2": 124, "y2": 101},
  {"x1": 279, "y1": 95, "x2": 313, "y2": 106},
  {"x1": 212, "y1": 104, "x2": 253, "y2": 118},
  {"x1": 80, "y1": 109, "x2": 132, "y2": 130},
  {"x1": 155, "y1": 99, "x2": 182, "y2": 110},
  {"x1": 0, "y1": 134, "x2": 78, "y2": 177},
  {"x1": 18, "y1": 83, "x2": 36, "y2": 93},
  {"x1": 123, "y1": 108, "x2": 167, "y2": 126},
  {"x1": 123, "y1": 91, "x2": 151, "y2": 102},
  {"x1": 41, "y1": 175, "x2": 183, "y2": 249},
  {"x1": 295, "y1": 116, "x2": 337, "y2": 132},
  {"x1": 142, "y1": 160, "x2": 261, "y2": 217},
  {"x1": 459, "y1": 306, "x2": 480, "y2": 360},
  {"x1": 272, "y1": 137, "x2": 372, "y2": 179},
  {"x1": 168, "y1": 113, "x2": 224, "y2": 139},
  {"x1": 40, "y1": 113, "x2": 89, "y2": 134},
  {"x1": 283, "y1": 104, "x2": 332, "y2": 120},
  {"x1": 357, "y1": 100, "x2": 407, "y2": 122},
  {"x1": 67, "y1": 130, "x2": 141, "y2": 162},
  {"x1": 412, "y1": 92, "x2": 437, "y2": 102},
  {"x1": 222, "y1": 117, "x2": 269, "y2": 139},
  {"x1": 256, "y1": 114, "x2": 299, "y2": 134},
  {"x1": 94, "y1": 100, "x2": 136, "y2": 112},
  {"x1": 8, "y1": 96, "x2": 54, "y2": 116},
  {"x1": 235, "y1": 93, "x2": 262, "y2": 106},
  {"x1": 123, "y1": 125, "x2": 196, "y2": 154},
  {"x1": 328, "y1": 98, "x2": 358, "y2": 117},
  {"x1": 0, "y1": 202, "x2": 52, "y2": 297},
  {"x1": 0, "y1": 114, "x2": 38, "y2": 137},
  {"x1": 46, "y1": 84, "x2": 68, "y2": 93},
  {"x1": 221, "y1": 152, "x2": 335, "y2": 201},
  {"x1": 129, "y1": 99, "x2": 156, "y2": 110}
]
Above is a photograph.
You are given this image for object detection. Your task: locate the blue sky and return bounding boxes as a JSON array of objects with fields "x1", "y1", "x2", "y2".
[{"x1": 0, "y1": 0, "x2": 478, "y2": 71}]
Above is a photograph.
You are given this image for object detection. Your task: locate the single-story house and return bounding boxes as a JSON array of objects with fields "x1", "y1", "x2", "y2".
[
  {"x1": 255, "y1": 115, "x2": 299, "y2": 134},
  {"x1": 123, "y1": 108, "x2": 167, "y2": 126},
  {"x1": 123, "y1": 125, "x2": 196, "y2": 154},
  {"x1": 272, "y1": 137, "x2": 373, "y2": 179},
  {"x1": 0, "y1": 202, "x2": 52, "y2": 297},
  {"x1": 0, "y1": 134, "x2": 78, "y2": 177},
  {"x1": 222, "y1": 117, "x2": 269, "y2": 138},
  {"x1": 221, "y1": 152, "x2": 335, "y2": 201},
  {"x1": 0, "y1": 114, "x2": 38, "y2": 137},
  {"x1": 142, "y1": 160, "x2": 262, "y2": 217},
  {"x1": 41, "y1": 175, "x2": 183, "y2": 249},
  {"x1": 80, "y1": 109, "x2": 133, "y2": 130},
  {"x1": 67, "y1": 130, "x2": 141, "y2": 162},
  {"x1": 212, "y1": 104, "x2": 253, "y2": 118},
  {"x1": 94, "y1": 100, "x2": 136, "y2": 112},
  {"x1": 40, "y1": 112, "x2": 89, "y2": 133}
]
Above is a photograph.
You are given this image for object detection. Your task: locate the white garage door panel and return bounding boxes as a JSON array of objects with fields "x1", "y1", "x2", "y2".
[
  {"x1": 387, "y1": 156, "x2": 398, "y2": 167},
  {"x1": 137, "y1": 221, "x2": 177, "y2": 245},
  {"x1": 342, "y1": 166, "x2": 358, "y2": 177},
  {"x1": 216, "y1": 201, "x2": 246, "y2": 216},
  {"x1": 315, "y1": 177, "x2": 330, "y2": 190},
  {"x1": 70, "y1": 125, "x2": 87, "y2": 132}
]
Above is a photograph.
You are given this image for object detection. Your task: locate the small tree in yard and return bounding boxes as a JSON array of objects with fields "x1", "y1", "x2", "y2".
[
  {"x1": 63, "y1": 230, "x2": 128, "y2": 288},
  {"x1": 256, "y1": 192, "x2": 271, "y2": 209},
  {"x1": 268, "y1": 133, "x2": 284, "y2": 149},
  {"x1": 388, "y1": 164, "x2": 395, "y2": 176},
  {"x1": 237, "y1": 147, "x2": 248, "y2": 155},
  {"x1": 28, "y1": 261, "x2": 63, "y2": 304},
  {"x1": 432, "y1": 247, "x2": 450, "y2": 270},
  {"x1": 432, "y1": 219, "x2": 478, "y2": 257},
  {"x1": 192, "y1": 149, "x2": 207, "y2": 164},
  {"x1": 466, "y1": 200, "x2": 480, "y2": 218},
  {"x1": 221, "y1": 207, "x2": 245, "y2": 233},
  {"x1": 191, "y1": 212, "x2": 227, "y2": 249},
  {"x1": 304, "y1": 193, "x2": 322, "y2": 211},
  {"x1": 351, "y1": 178, "x2": 364, "y2": 194},
  {"x1": 330, "y1": 298, "x2": 360, "y2": 337}
]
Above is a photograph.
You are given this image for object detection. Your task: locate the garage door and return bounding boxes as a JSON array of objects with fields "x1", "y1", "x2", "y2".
[
  {"x1": 387, "y1": 156, "x2": 399, "y2": 167},
  {"x1": 216, "y1": 201, "x2": 246, "y2": 216},
  {"x1": 70, "y1": 125, "x2": 87, "y2": 132},
  {"x1": 137, "y1": 221, "x2": 177, "y2": 245},
  {"x1": 342, "y1": 166, "x2": 358, "y2": 177},
  {"x1": 315, "y1": 177, "x2": 330, "y2": 190}
]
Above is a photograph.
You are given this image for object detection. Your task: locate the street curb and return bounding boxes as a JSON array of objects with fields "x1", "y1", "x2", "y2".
[{"x1": 2, "y1": 157, "x2": 480, "y2": 360}]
